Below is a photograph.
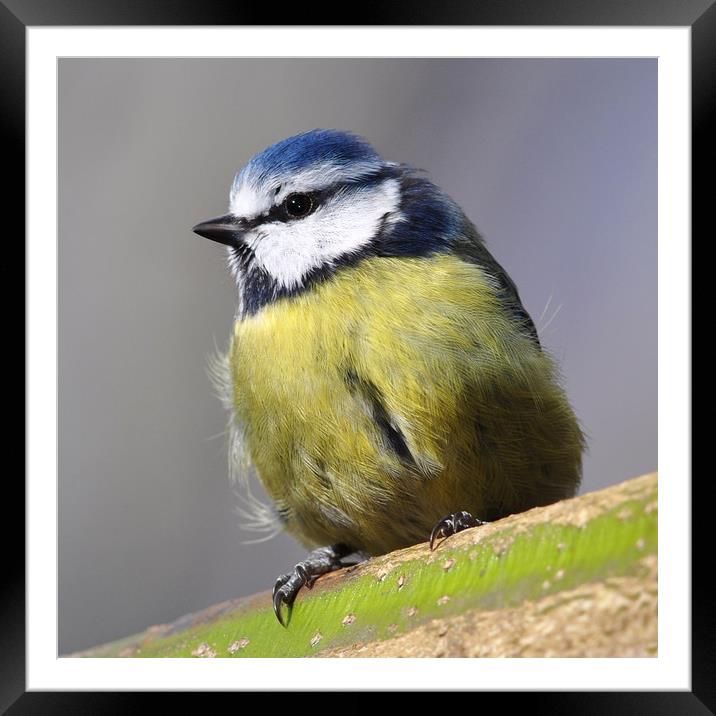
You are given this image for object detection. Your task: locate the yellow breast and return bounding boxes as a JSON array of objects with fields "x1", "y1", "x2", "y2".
[{"x1": 229, "y1": 254, "x2": 583, "y2": 554}]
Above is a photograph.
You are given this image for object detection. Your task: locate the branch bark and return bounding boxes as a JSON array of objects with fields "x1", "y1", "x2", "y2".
[{"x1": 71, "y1": 472, "x2": 657, "y2": 658}]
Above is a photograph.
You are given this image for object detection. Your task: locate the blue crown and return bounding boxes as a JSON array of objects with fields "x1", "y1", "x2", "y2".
[{"x1": 237, "y1": 129, "x2": 385, "y2": 187}]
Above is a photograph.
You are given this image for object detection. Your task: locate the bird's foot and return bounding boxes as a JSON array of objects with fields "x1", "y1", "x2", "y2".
[
  {"x1": 272, "y1": 543, "x2": 353, "y2": 626},
  {"x1": 429, "y1": 510, "x2": 488, "y2": 550}
]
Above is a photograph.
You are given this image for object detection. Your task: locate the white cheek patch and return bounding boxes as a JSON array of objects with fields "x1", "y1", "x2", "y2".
[{"x1": 248, "y1": 178, "x2": 402, "y2": 290}]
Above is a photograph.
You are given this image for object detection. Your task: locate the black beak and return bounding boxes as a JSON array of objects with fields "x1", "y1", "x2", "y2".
[{"x1": 192, "y1": 213, "x2": 245, "y2": 247}]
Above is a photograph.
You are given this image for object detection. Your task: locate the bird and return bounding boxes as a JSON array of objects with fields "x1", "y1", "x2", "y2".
[{"x1": 193, "y1": 129, "x2": 585, "y2": 626}]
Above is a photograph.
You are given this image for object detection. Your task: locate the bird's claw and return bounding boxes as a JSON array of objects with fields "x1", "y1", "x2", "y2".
[
  {"x1": 429, "y1": 519, "x2": 450, "y2": 551},
  {"x1": 429, "y1": 510, "x2": 487, "y2": 550},
  {"x1": 271, "y1": 544, "x2": 354, "y2": 626},
  {"x1": 272, "y1": 572, "x2": 301, "y2": 627},
  {"x1": 271, "y1": 566, "x2": 327, "y2": 626},
  {"x1": 295, "y1": 563, "x2": 319, "y2": 589}
]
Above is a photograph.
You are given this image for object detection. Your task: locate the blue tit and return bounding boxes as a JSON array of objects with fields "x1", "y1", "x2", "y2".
[{"x1": 193, "y1": 129, "x2": 585, "y2": 625}]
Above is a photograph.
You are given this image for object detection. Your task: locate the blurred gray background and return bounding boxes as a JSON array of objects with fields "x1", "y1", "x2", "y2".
[{"x1": 59, "y1": 58, "x2": 656, "y2": 654}]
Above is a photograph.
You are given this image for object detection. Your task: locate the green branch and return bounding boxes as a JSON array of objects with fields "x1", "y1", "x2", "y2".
[{"x1": 72, "y1": 472, "x2": 657, "y2": 658}]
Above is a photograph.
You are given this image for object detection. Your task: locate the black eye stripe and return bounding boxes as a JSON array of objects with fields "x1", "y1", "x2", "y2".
[
  {"x1": 240, "y1": 165, "x2": 403, "y2": 230},
  {"x1": 242, "y1": 188, "x2": 329, "y2": 229}
]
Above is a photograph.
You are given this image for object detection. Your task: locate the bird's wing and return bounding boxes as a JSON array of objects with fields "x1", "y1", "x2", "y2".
[{"x1": 451, "y1": 224, "x2": 541, "y2": 348}]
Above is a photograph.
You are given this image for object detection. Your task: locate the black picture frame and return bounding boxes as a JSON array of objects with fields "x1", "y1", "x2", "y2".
[{"x1": 6, "y1": 0, "x2": 706, "y2": 708}]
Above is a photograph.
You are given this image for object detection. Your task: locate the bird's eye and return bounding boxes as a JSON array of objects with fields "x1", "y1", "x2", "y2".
[{"x1": 283, "y1": 193, "x2": 315, "y2": 219}]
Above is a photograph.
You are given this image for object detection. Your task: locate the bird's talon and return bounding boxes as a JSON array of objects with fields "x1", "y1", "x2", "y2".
[
  {"x1": 429, "y1": 511, "x2": 487, "y2": 550},
  {"x1": 272, "y1": 574, "x2": 289, "y2": 598},
  {"x1": 429, "y1": 516, "x2": 452, "y2": 551},
  {"x1": 269, "y1": 544, "x2": 354, "y2": 625},
  {"x1": 273, "y1": 588, "x2": 290, "y2": 627}
]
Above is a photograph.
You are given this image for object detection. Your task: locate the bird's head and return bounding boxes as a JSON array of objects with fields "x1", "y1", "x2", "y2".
[{"x1": 193, "y1": 129, "x2": 465, "y2": 316}]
